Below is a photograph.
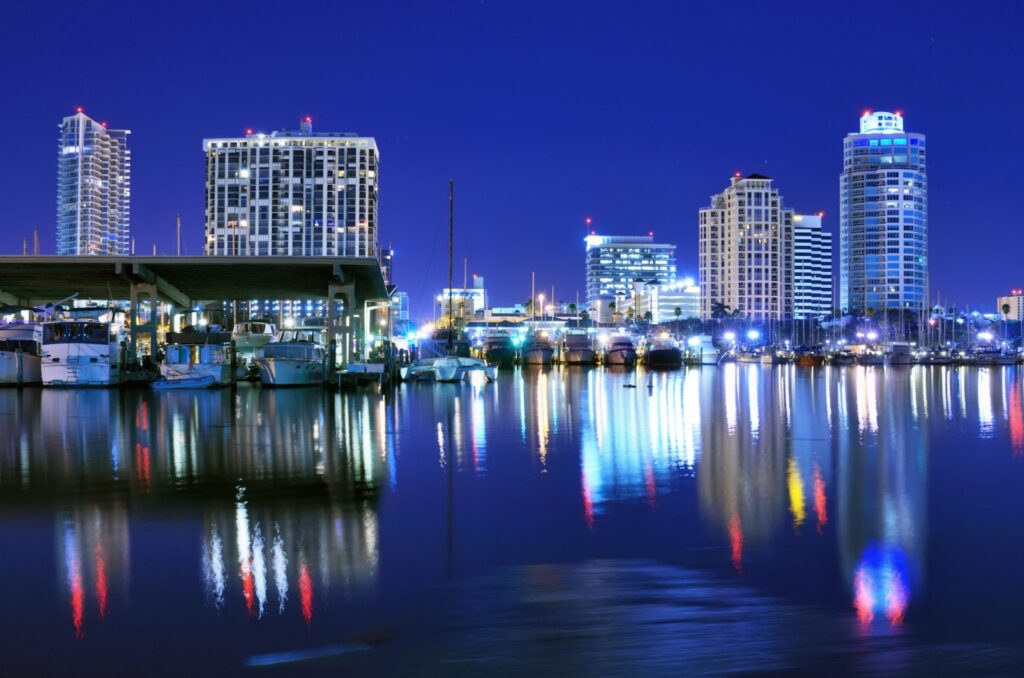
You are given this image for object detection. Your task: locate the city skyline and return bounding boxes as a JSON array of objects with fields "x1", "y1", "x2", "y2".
[{"x1": 2, "y1": 2, "x2": 1022, "y2": 318}]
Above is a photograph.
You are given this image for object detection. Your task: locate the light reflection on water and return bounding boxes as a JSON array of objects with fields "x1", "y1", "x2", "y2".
[{"x1": 0, "y1": 365, "x2": 1023, "y2": 672}]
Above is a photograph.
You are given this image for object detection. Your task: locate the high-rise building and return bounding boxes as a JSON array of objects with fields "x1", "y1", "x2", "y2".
[
  {"x1": 793, "y1": 213, "x2": 833, "y2": 320},
  {"x1": 203, "y1": 118, "x2": 379, "y2": 257},
  {"x1": 840, "y1": 111, "x2": 928, "y2": 315},
  {"x1": 997, "y1": 290, "x2": 1024, "y2": 322},
  {"x1": 584, "y1": 235, "x2": 676, "y2": 322},
  {"x1": 699, "y1": 174, "x2": 794, "y2": 321},
  {"x1": 57, "y1": 109, "x2": 131, "y2": 255}
]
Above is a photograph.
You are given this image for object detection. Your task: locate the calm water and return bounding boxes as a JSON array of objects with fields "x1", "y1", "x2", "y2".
[{"x1": 3, "y1": 365, "x2": 1024, "y2": 675}]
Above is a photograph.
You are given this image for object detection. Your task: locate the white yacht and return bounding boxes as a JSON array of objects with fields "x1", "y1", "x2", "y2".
[
  {"x1": 41, "y1": 319, "x2": 124, "y2": 387},
  {"x1": 562, "y1": 332, "x2": 597, "y2": 365},
  {"x1": 157, "y1": 341, "x2": 234, "y2": 388},
  {"x1": 232, "y1": 320, "x2": 276, "y2": 353},
  {"x1": 687, "y1": 335, "x2": 719, "y2": 366},
  {"x1": 603, "y1": 335, "x2": 637, "y2": 366},
  {"x1": 0, "y1": 322, "x2": 42, "y2": 385},
  {"x1": 255, "y1": 326, "x2": 326, "y2": 386},
  {"x1": 521, "y1": 333, "x2": 555, "y2": 366}
]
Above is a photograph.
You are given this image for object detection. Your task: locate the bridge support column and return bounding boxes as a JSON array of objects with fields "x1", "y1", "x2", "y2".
[
  {"x1": 327, "y1": 282, "x2": 355, "y2": 371},
  {"x1": 129, "y1": 282, "x2": 158, "y2": 365}
]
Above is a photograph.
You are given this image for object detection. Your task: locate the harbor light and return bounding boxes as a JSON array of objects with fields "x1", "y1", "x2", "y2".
[
  {"x1": 198, "y1": 316, "x2": 208, "y2": 327},
  {"x1": 866, "y1": 331, "x2": 878, "y2": 342},
  {"x1": 597, "y1": 333, "x2": 609, "y2": 344},
  {"x1": 723, "y1": 331, "x2": 736, "y2": 342},
  {"x1": 687, "y1": 336, "x2": 700, "y2": 348},
  {"x1": 283, "y1": 317, "x2": 295, "y2": 329},
  {"x1": 746, "y1": 329, "x2": 760, "y2": 341},
  {"x1": 977, "y1": 331, "x2": 994, "y2": 342},
  {"x1": 659, "y1": 331, "x2": 670, "y2": 340}
]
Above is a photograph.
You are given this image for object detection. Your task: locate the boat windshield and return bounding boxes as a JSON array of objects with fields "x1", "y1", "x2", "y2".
[{"x1": 42, "y1": 322, "x2": 109, "y2": 345}]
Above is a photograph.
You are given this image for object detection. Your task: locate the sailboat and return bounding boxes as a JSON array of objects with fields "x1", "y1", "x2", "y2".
[{"x1": 405, "y1": 180, "x2": 496, "y2": 384}]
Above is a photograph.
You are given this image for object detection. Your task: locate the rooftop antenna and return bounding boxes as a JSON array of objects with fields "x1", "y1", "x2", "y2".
[
  {"x1": 176, "y1": 213, "x2": 182, "y2": 256},
  {"x1": 463, "y1": 257, "x2": 467, "y2": 290},
  {"x1": 131, "y1": 237, "x2": 136, "y2": 255},
  {"x1": 447, "y1": 179, "x2": 454, "y2": 356},
  {"x1": 33, "y1": 228, "x2": 39, "y2": 255},
  {"x1": 152, "y1": 241, "x2": 157, "y2": 256},
  {"x1": 22, "y1": 237, "x2": 27, "y2": 256}
]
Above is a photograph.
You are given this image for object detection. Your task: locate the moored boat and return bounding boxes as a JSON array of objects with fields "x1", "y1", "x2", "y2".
[
  {"x1": 0, "y1": 322, "x2": 42, "y2": 385},
  {"x1": 158, "y1": 334, "x2": 234, "y2": 388},
  {"x1": 41, "y1": 318, "x2": 124, "y2": 387},
  {"x1": 255, "y1": 325, "x2": 326, "y2": 386},
  {"x1": 522, "y1": 333, "x2": 554, "y2": 366},
  {"x1": 686, "y1": 335, "x2": 719, "y2": 366},
  {"x1": 603, "y1": 335, "x2": 637, "y2": 366},
  {"x1": 482, "y1": 333, "x2": 517, "y2": 368},
  {"x1": 562, "y1": 332, "x2": 597, "y2": 365},
  {"x1": 643, "y1": 337, "x2": 682, "y2": 369}
]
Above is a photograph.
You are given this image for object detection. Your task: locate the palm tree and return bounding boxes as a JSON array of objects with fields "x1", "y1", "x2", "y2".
[
  {"x1": 710, "y1": 301, "x2": 730, "y2": 320},
  {"x1": 1002, "y1": 303, "x2": 1011, "y2": 339},
  {"x1": 568, "y1": 302, "x2": 577, "y2": 317},
  {"x1": 674, "y1": 306, "x2": 682, "y2": 321}
]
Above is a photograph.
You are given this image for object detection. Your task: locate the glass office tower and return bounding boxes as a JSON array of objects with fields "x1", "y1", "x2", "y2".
[
  {"x1": 840, "y1": 111, "x2": 927, "y2": 315},
  {"x1": 57, "y1": 110, "x2": 131, "y2": 255}
]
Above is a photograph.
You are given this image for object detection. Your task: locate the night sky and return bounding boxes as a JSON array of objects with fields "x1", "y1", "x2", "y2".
[{"x1": 1, "y1": 1, "x2": 1021, "y2": 319}]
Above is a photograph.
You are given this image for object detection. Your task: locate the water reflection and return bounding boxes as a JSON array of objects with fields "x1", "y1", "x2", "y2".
[{"x1": 0, "y1": 365, "x2": 1023, "y2": 668}]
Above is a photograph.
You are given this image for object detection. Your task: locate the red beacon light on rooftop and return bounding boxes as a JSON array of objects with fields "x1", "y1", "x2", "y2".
[
  {"x1": 245, "y1": 128, "x2": 254, "y2": 136},
  {"x1": 648, "y1": 231, "x2": 654, "y2": 237},
  {"x1": 100, "y1": 121, "x2": 108, "y2": 128},
  {"x1": 75, "y1": 106, "x2": 84, "y2": 114},
  {"x1": 816, "y1": 210, "x2": 825, "y2": 218},
  {"x1": 862, "y1": 109, "x2": 872, "y2": 117},
  {"x1": 304, "y1": 115, "x2": 313, "y2": 123},
  {"x1": 585, "y1": 216, "x2": 592, "y2": 225},
  {"x1": 734, "y1": 171, "x2": 742, "y2": 178}
]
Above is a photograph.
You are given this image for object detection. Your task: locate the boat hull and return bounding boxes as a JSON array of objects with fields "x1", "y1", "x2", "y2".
[
  {"x1": 483, "y1": 346, "x2": 517, "y2": 368},
  {"x1": 523, "y1": 349, "x2": 554, "y2": 366},
  {"x1": 645, "y1": 348, "x2": 682, "y2": 369},
  {"x1": 0, "y1": 350, "x2": 41, "y2": 385},
  {"x1": 795, "y1": 354, "x2": 825, "y2": 367},
  {"x1": 42, "y1": 360, "x2": 122, "y2": 387},
  {"x1": 563, "y1": 349, "x2": 596, "y2": 365},
  {"x1": 256, "y1": 359, "x2": 324, "y2": 386},
  {"x1": 604, "y1": 349, "x2": 637, "y2": 366},
  {"x1": 159, "y1": 363, "x2": 233, "y2": 387}
]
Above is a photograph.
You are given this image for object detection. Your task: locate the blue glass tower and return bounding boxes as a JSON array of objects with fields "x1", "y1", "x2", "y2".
[{"x1": 839, "y1": 111, "x2": 927, "y2": 315}]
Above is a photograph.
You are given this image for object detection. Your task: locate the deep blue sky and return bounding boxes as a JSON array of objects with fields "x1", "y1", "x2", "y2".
[{"x1": 1, "y1": 1, "x2": 1021, "y2": 318}]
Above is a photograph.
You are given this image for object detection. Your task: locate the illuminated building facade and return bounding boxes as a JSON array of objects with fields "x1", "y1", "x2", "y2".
[
  {"x1": 840, "y1": 111, "x2": 928, "y2": 315},
  {"x1": 699, "y1": 174, "x2": 794, "y2": 321},
  {"x1": 203, "y1": 118, "x2": 379, "y2": 257},
  {"x1": 584, "y1": 235, "x2": 677, "y2": 322},
  {"x1": 633, "y1": 278, "x2": 700, "y2": 323},
  {"x1": 997, "y1": 290, "x2": 1024, "y2": 321},
  {"x1": 793, "y1": 213, "x2": 833, "y2": 320},
  {"x1": 57, "y1": 109, "x2": 131, "y2": 255}
]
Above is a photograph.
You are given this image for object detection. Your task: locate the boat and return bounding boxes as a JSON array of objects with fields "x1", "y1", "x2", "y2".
[
  {"x1": 522, "y1": 333, "x2": 555, "y2": 366},
  {"x1": 562, "y1": 332, "x2": 597, "y2": 365},
  {"x1": 604, "y1": 335, "x2": 637, "y2": 366},
  {"x1": 159, "y1": 333, "x2": 234, "y2": 387},
  {"x1": 482, "y1": 333, "x2": 517, "y2": 368},
  {"x1": 41, "y1": 318, "x2": 124, "y2": 387},
  {"x1": 736, "y1": 352, "x2": 761, "y2": 364},
  {"x1": 151, "y1": 374, "x2": 217, "y2": 390},
  {"x1": 685, "y1": 335, "x2": 718, "y2": 366},
  {"x1": 918, "y1": 349, "x2": 952, "y2": 366},
  {"x1": 831, "y1": 350, "x2": 856, "y2": 366},
  {"x1": 887, "y1": 342, "x2": 915, "y2": 366},
  {"x1": 255, "y1": 324, "x2": 326, "y2": 386},
  {"x1": 795, "y1": 352, "x2": 825, "y2": 367},
  {"x1": 231, "y1": 320, "x2": 277, "y2": 354},
  {"x1": 760, "y1": 352, "x2": 779, "y2": 365},
  {"x1": 857, "y1": 351, "x2": 885, "y2": 366},
  {"x1": 973, "y1": 347, "x2": 1017, "y2": 366},
  {"x1": 643, "y1": 336, "x2": 682, "y2": 369},
  {"x1": 0, "y1": 322, "x2": 42, "y2": 385},
  {"x1": 432, "y1": 356, "x2": 497, "y2": 383}
]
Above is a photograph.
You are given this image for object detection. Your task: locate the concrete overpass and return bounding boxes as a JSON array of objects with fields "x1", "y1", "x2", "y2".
[{"x1": 0, "y1": 255, "x2": 390, "y2": 363}]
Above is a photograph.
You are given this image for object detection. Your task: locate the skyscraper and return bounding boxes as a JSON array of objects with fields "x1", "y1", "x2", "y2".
[
  {"x1": 203, "y1": 118, "x2": 379, "y2": 257},
  {"x1": 793, "y1": 213, "x2": 833, "y2": 320},
  {"x1": 584, "y1": 234, "x2": 676, "y2": 322},
  {"x1": 840, "y1": 111, "x2": 928, "y2": 315},
  {"x1": 699, "y1": 174, "x2": 794, "y2": 321},
  {"x1": 56, "y1": 109, "x2": 131, "y2": 255}
]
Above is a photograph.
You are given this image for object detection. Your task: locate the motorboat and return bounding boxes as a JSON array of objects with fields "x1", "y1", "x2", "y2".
[
  {"x1": 857, "y1": 351, "x2": 885, "y2": 366},
  {"x1": 973, "y1": 347, "x2": 1018, "y2": 366},
  {"x1": 604, "y1": 335, "x2": 637, "y2": 367},
  {"x1": 918, "y1": 349, "x2": 952, "y2": 366},
  {"x1": 400, "y1": 356, "x2": 496, "y2": 383},
  {"x1": 887, "y1": 342, "x2": 915, "y2": 366},
  {"x1": 830, "y1": 350, "x2": 856, "y2": 366},
  {"x1": 157, "y1": 333, "x2": 234, "y2": 388},
  {"x1": 0, "y1": 322, "x2": 42, "y2": 385},
  {"x1": 255, "y1": 326, "x2": 326, "y2": 386},
  {"x1": 482, "y1": 333, "x2": 517, "y2": 368},
  {"x1": 152, "y1": 374, "x2": 217, "y2": 390},
  {"x1": 521, "y1": 333, "x2": 555, "y2": 366},
  {"x1": 231, "y1": 320, "x2": 277, "y2": 354},
  {"x1": 562, "y1": 332, "x2": 597, "y2": 365},
  {"x1": 795, "y1": 352, "x2": 825, "y2": 367},
  {"x1": 41, "y1": 319, "x2": 124, "y2": 387},
  {"x1": 685, "y1": 335, "x2": 719, "y2": 366},
  {"x1": 643, "y1": 336, "x2": 682, "y2": 369},
  {"x1": 736, "y1": 352, "x2": 761, "y2": 364}
]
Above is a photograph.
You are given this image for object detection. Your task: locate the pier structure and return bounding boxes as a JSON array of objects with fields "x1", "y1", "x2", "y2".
[{"x1": 0, "y1": 256, "x2": 390, "y2": 376}]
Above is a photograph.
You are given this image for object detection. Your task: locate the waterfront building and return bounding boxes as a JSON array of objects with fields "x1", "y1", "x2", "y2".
[
  {"x1": 997, "y1": 290, "x2": 1024, "y2": 321},
  {"x1": 584, "y1": 235, "x2": 676, "y2": 323},
  {"x1": 203, "y1": 118, "x2": 379, "y2": 257},
  {"x1": 633, "y1": 278, "x2": 700, "y2": 324},
  {"x1": 793, "y1": 213, "x2": 833, "y2": 320},
  {"x1": 57, "y1": 109, "x2": 131, "y2": 255},
  {"x1": 438, "y1": 275, "x2": 486, "y2": 326},
  {"x1": 840, "y1": 111, "x2": 928, "y2": 315},
  {"x1": 699, "y1": 174, "x2": 794, "y2": 322}
]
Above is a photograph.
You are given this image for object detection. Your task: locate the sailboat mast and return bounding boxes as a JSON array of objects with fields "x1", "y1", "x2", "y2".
[{"x1": 448, "y1": 179, "x2": 454, "y2": 355}]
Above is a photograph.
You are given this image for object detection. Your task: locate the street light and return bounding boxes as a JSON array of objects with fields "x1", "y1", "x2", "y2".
[
  {"x1": 723, "y1": 331, "x2": 736, "y2": 342},
  {"x1": 746, "y1": 329, "x2": 760, "y2": 342}
]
